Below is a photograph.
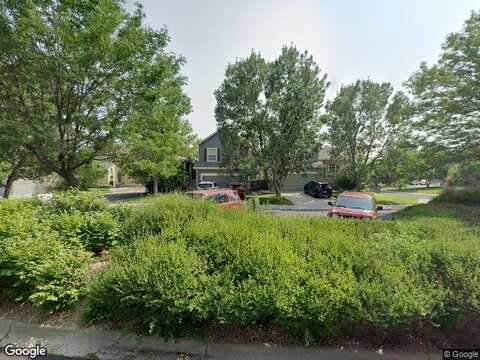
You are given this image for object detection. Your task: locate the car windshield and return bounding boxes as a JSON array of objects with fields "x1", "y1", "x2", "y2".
[
  {"x1": 335, "y1": 195, "x2": 373, "y2": 210},
  {"x1": 198, "y1": 183, "x2": 213, "y2": 189}
]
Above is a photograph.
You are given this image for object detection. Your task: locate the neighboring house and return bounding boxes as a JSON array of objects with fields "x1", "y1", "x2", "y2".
[
  {"x1": 0, "y1": 162, "x2": 140, "y2": 198},
  {"x1": 97, "y1": 162, "x2": 140, "y2": 188},
  {"x1": 194, "y1": 131, "x2": 336, "y2": 191}
]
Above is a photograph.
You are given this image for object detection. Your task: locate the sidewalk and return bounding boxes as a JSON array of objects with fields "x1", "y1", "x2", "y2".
[{"x1": 0, "y1": 320, "x2": 440, "y2": 360}]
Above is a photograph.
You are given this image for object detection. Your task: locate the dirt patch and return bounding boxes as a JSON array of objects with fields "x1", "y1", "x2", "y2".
[{"x1": 204, "y1": 313, "x2": 480, "y2": 351}]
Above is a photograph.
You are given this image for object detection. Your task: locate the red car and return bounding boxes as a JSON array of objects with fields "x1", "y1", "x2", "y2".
[
  {"x1": 327, "y1": 192, "x2": 383, "y2": 220},
  {"x1": 186, "y1": 189, "x2": 244, "y2": 209},
  {"x1": 230, "y1": 181, "x2": 246, "y2": 200}
]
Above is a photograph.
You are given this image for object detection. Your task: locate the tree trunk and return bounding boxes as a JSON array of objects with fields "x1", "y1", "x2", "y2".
[
  {"x1": 153, "y1": 176, "x2": 159, "y2": 196},
  {"x1": 61, "y1": 171, "x2": 80, "y2": 188},
  {"x1": 2, "y1": 173, "x2": 16, "y2": 199}
]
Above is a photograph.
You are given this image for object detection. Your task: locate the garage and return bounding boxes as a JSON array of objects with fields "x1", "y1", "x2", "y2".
[
  {"x1": 198, "y1": 172, "x2": 236, "y2": 188},
  {"x1": 281, "y1": 173, "x2": 319, "y2": 192}
]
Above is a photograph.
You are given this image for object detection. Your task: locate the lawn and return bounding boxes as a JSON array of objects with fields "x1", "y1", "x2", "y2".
[
  {"x1": 389, "y1": 186, "x2": 443, "y2": 195},
  {"x1": 247, "y1": 193, "x2": 294, "y2": 205},
  {"x1": 373, "y1": 193, "x2": 418, "y2": 205}
]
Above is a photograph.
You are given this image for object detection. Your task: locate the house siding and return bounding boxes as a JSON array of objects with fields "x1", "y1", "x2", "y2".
[{"x1": 194, "y1": 131, "x2": 336, "y2": 190}]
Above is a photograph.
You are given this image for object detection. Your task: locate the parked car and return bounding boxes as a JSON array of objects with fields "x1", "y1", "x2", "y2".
[
  {"x1": 327, "y1": 191, "x2": 383, "y2": 220},
  {"x1": 304, "y1": 181, "x2": 333, "y2": 198},
  {"x1": 186, "y1": 189, "x2": 243, "y2": 209},
  {"x1": 230, "y1": 181, "x2": 246, "y2": 200},
  {"x1": 197, "y1": 181, "x2": 217, "y2": 190}
]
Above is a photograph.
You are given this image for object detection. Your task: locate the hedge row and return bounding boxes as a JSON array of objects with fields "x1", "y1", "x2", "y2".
[
  {"x1": 0, "y1": 190, "x2": 119, "y2": 312},
  {"x1": 85, "y1": 194, "x2": 480, "y2": 340}
]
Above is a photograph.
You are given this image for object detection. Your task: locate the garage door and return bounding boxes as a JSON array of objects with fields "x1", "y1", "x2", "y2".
[
  {"x1": 200, "y1": 174, "x2": 235, "y2": 188},
  {"x1": 281, "y1": 173, "x2": 319, "y2": 192}
]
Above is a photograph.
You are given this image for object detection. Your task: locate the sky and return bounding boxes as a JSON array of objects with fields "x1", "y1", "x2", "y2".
[{"x1": 132, "y1": 0, "x2": 479, "y2": 139}]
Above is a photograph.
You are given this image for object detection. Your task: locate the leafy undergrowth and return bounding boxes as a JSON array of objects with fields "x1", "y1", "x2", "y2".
[
  {"x1": 247, "y1": 193, "x2": 294, "y2": 205},
  {"x1": 85, "y1": 193, "x2": 480, "y2": 345}
]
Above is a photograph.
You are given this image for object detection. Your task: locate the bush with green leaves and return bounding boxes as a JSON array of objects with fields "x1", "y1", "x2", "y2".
[
  {"x1": 85, "y1": 236, "x2": 211, "y2": 337},
  {"x1": 49, "y1": 189, "x2": 108, "y2": 213},
  {"x1": 0, "y1": 231, "x2": 91, "y2": 313},
  {"x1": 85, "y1": 194, "x2": 480, "y2": 341},
  {"x1": 119, "y1": 193, "x2": 220, "y2": 244},
  {"x1": 50, "y1": 210, "x2": 120, "y2": 253}
]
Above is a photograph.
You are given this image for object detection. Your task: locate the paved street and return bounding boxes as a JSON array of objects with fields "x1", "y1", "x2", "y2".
[{"x1": 263, "y1": 192, "x2": 423, "y2": 219}]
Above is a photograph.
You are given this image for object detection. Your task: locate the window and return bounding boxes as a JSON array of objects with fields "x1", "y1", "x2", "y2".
[{"x1": 207, "y1": 148, "x2": 218, "y2": 162}]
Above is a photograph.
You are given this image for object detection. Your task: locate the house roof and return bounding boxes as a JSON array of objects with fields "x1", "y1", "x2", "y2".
[{"x1": 199, "y1": 131, "x2": 218, "y2": 145}]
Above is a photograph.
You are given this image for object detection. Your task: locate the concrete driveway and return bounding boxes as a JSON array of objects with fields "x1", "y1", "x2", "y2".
[{"x1": 264, "y1": 192, "x2": 407, "y2": 220}]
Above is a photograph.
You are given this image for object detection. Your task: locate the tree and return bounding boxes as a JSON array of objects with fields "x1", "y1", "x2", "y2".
[
  {"x1": 114, "y1": 39, "x2": 193, "y2": 196},
  {"x1": 0, "y1": 0, "x2": 183, "y2": 187},
  {"x1": 407, "y1": 11, "x2": 480, "y2": 154},
  {"x1": 324, "y1": 80, "x2": 411, "y2": 188},
  {"x1": 0, "y1": 115, "x2": 46, "y2": 198},
  {"x1": 117, "y1": 105, "x2": 195, "y2": 196},
  {"x1": 215, "y1": 46, "x2": 328, "y2": 197}
]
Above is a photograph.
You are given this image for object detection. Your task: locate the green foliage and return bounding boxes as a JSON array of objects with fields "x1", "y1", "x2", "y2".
[
  {"x1": 446, "y1": 162, "x2": 480, "y2": 189},
  {"x1": 85, "y1": 237, "x2": 211, "y2": 338},
  {"x1": 0, "y1": 229, "x2": 91, "y2": 313},
  {"x1": 0, "y1": 0, "x2": 190, "y2": 187},
  {"x1": 49, "y1": 189, "x2": 108, "y2": 213},
  {"x1": 433, "y1": 188, "x2": 480, "y2": 207},
  {"x1": 86, "y1": 195, "x2": 480, "y2": 340},
  {"x1": 75, "y1": 161, "x2": 108, "y2": 190},
  {"x1": 407, "y1": 11, "x2": 480, "y2": 151},
  {"x1": 215, "y1": 46, "x2": 328, "y2": 195},
  {"x1": 118, "y1": 193, "x2": 219, "y2": 244},
  {"x1": 50, "y1": 211, "x2": 120, "y2": 253},
  {"x1": 325, "y1": 81, "x2": 411, "y2": 187},
  {"x1": 334, "y1": 174, "x2": 359, "y2": 190}
]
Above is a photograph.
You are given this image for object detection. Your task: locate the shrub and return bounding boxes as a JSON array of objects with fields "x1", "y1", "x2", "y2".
[
  {"x1": 119, "y1": 193, "x2": 219, "y2": 244},
  {"x1": 49, "y1": 189, "x2": 108, "y2": 213},
  {"x1": 434, "y1": 187, "x2": 480, "y2": 207},
  {"x1": 84, "y1": 237, "x2": 211, "y2": 337},
  {"x1": 0, "y1": 232, "x2": 91, "y2": 313},
  {"x1": 446, "y1": 161, "x2": 480, "y2": 188},
  {"x1": 51, "y1": 210, "x2": 120, "y2": 253},
  {"x1": 334, "y1": 175, "x2": 359, "y2": 190},
  {"x1": 76, "y1": 161, "x2": 108, "y2": 190},
  {"x1": 85, "y1": 195, "x2": 480, "y2": 341}
]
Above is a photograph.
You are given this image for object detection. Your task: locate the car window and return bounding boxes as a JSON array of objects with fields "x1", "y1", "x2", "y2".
[
  {"x1": 335, "y1": 196, "x2": 373, "y2": 210},
  {"x1": 198, "y1": 183, "x2": 212, "y2": 189},
  {"x1": 209, "y1": 194, "x2": 227, "y2": 203}
]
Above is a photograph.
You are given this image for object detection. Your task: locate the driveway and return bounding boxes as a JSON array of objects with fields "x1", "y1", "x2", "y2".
[{"x1": 264, "y1": 192, "x2": 407, "y2": 220}]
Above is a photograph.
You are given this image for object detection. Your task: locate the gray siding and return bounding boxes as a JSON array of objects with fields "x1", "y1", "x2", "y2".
[
  {"x1": 197, "y1": 132, "x2": 224, "y2": 169},
  {"x1": 281, "y1": 173, "x2": 319, "y2": 192}
]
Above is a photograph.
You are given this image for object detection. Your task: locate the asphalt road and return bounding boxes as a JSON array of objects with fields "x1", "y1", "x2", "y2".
[{"x1": 264, "y1": 192, "x2": 414, "y2": 219}]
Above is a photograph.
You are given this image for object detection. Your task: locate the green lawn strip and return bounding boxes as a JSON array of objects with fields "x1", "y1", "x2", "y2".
[
  {"x1": 373, "y1": 193, "x2": 418, "y2": 206},
  {"x1": 388, "y1": 186, "x2": 443, "y2": 195},
  {"x1": 247, "y1": 193, "x2": 294, "y2": 205}
]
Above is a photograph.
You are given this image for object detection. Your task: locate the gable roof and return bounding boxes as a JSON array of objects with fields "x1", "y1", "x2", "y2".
[{"x1": 199, "y1": 131, "x2": 218, "y2": 145}]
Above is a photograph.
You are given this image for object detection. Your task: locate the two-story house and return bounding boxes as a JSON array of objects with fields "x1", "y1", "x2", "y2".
[{"x1": 194, "y1": 131, "x2": 336, "y2": 191}]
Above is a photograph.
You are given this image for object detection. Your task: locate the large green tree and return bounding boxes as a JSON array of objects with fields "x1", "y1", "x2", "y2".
[
  {"x1": 215, "y1": 46, "x2": 328, "y2": 197},
  {"x1": 0, "y1": 0, "x2": 184, "y2": 187},
  {"x1": 324, "y1": 80, "x2": 411, "y2": 188},
  {"x1": 407, "y1": 11, "x2": 480, "y2": 154}
]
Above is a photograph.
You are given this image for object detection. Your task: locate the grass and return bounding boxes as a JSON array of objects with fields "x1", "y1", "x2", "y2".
[
  {"x1": 86, "y1": 187, "x2": 113, "y2": 195},
  {"x1": 387, "y1": 186, "x2": 443, "y2": 195},
  {"x1": 247, "y1": 193, "x2": 294, "y2": 205},
  {"x1": 373, "y1": 193, "x2": 418, "y2": 206}
]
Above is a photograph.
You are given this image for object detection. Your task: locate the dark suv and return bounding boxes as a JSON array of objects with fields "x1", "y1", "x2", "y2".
[{"x1": 304, "y1": 181, "x2": 333, "y2": 198}]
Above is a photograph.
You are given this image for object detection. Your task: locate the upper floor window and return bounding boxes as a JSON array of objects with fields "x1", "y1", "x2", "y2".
[{"x1": 207, "y1": 148, "x2": 218, "y2": 162}]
